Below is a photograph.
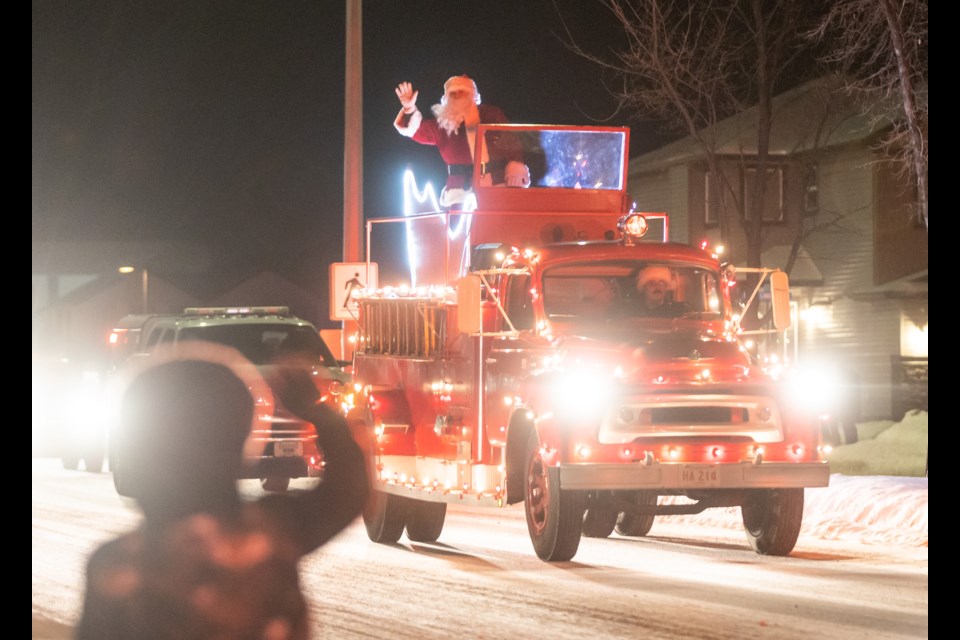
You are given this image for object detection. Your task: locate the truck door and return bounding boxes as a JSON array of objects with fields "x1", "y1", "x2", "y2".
[{"x1": 484, "y1": 274, "x2": 542, "y2": 446}]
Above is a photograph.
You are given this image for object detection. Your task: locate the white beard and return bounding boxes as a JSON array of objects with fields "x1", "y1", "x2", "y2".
[{"x1": 432, "y1": 97, "x2": 479, "y2": 136}]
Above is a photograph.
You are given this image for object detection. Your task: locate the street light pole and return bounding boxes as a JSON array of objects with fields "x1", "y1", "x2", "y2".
[{"x1": 119, "y1": 265, "x2": 149, "y2": 314}]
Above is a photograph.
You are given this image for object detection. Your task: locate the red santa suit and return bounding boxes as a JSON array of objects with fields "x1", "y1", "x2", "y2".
[{"x1": 394, "y1": 77, "x2": 528, "y2": 208}]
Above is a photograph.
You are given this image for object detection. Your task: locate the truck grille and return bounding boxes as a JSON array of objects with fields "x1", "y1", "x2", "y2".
[{"x1": 597, "y1": 394, "x2": 783, "y2": 444}]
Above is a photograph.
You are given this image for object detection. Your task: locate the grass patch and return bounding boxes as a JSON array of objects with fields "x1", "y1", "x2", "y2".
[
  {"x1": 856, "y1": 419, "x2": 896, "y2": 442},
  {"x1": 826, "y1": 410, "x2": 927, "y2": 477}
]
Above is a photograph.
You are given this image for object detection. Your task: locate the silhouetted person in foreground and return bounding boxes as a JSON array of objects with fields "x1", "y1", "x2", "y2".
[{"x1": 76, "y1": 351, "x2": 369, "y2": 639}]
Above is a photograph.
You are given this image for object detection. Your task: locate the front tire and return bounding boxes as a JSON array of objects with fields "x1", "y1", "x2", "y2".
[
  {"x1": 523, "y1": 430, "x2": 585, "y2": 561},
  {"x1": 741, "y1": 488, "x2": 804, "y2": 556},
  {"x1": 405, "y1": 500, "x2": 446, "y2": 542}
]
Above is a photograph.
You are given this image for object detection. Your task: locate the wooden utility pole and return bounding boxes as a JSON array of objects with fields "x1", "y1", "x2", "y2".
[
  {"x1": 344, "y1": 0, "x2": 363, "y2": 263},
  {"x1": 342, "y1": 0, "x2": 363, "y2": 358}
]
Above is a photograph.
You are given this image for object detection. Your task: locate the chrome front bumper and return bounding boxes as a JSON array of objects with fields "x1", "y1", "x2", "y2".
[{"x1": 559, "y1": 461, "x2": 830, "y2": 490}]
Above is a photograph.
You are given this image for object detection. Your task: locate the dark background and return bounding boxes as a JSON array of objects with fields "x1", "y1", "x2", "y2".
[{"x1": 33, "y1": 1, "x2": 674, "y2": 323}]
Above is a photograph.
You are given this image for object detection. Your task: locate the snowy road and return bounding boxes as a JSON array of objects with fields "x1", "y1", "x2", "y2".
[{"x1": 33, "y1": 459, "x2": 927, "y2": 639}]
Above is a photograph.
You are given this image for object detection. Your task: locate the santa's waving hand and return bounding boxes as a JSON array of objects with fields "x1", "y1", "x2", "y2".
[{"x1": 395, "y1": 82, "x2": 419, "y2": 114}]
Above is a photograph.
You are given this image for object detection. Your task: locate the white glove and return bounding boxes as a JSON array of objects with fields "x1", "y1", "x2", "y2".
[
  {"x1": 395, "y1": 82, "x2": 419, "y2": 113},
  {"x1": 504, "y1": 161, "x2": 531, "y2": 188}
]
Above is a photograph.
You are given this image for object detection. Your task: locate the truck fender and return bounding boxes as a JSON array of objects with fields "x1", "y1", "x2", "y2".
[{"x1": 504, "y1": 408, "x2": 537, "y2": 505}]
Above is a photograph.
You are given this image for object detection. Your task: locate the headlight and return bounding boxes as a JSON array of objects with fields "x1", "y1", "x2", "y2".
[
  {"x1": 547, "y1": 370, "x2": 615, "y2": 422},
  {"x1": 62, "y1": 376, "x2": 106, "y2": 442},
  {"x1": 785, "y1": 363, "x2": 843, "y2": 414}
]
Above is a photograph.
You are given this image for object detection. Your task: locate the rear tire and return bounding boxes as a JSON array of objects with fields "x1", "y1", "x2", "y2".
[
  {"x1": 741, "y1": 488, "x2": 804, "y2": 556},
  {"x1": 581, "y1": 507, "x2": 618, "y2": 538},
  {"x1": 363, "y1": 489, "x2": 408, "y2": 543},
  {"x1": 523, "y1": 430, "x2": 585, "y2": 561},
  {"x1": 615, "y1": 490, "x2": 657, "y2": 537},
  {"x1": 405, "y1": 500, "x2": 447, "y2": 542}
]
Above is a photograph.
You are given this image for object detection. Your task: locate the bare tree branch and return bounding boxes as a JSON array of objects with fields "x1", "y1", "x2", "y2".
[
  {"x1": 809, "y1": 0, "x2": 927, "y2": 228},
  {"x1": 557, "y1": 0, "x2": 825, "y2": 329}
]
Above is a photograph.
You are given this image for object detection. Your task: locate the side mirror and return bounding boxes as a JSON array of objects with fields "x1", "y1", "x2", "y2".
[
  {"x1": 457, "y1": 274, "x2": 482, "y2": 335},
  {"x1": 770, "y1": 271, "x2": 791, "y2": 330}
]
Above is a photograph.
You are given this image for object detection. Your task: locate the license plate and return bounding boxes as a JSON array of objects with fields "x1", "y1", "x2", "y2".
[
  {"x1": 679, "y1": 466, "x2": 721, "y2": 487},
  {"x1": 274, "y1": 441, "x2": 303, "y2": 457}
]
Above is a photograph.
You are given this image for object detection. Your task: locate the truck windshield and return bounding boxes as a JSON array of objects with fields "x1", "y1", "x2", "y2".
[
  {"x1": 542, "y1": 261, "x2": 722, "y2": 324},
  {"x1": 178, "y1": 324, "x2": 338, "y2": 367}
]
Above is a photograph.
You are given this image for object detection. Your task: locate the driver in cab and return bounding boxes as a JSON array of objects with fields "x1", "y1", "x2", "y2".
[{"x1": 629, "y1": 265, "x2": 687, "y2": 317}]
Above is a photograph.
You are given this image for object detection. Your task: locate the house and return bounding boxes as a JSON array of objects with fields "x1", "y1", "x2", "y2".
[
  {"x1": 626, "y1": 76, "x2": 927, "y2": 420},
  {"x1": 32, "y1": 241, "x2": 327, "y2": 368},
  {"x1": 32, "y1": 241, "x2": 209, "y2": 366}
]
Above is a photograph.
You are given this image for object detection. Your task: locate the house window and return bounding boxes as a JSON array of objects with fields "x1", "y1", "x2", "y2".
[
  {"x1": 803, "y1": 164, "x2": 819, "y2": 215},
  {"x1": 744, "y1": 167, "x2": 784, "y2": 222}
]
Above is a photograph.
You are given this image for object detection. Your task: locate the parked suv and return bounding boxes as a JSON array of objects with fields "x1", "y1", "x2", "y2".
[{"x1": 107, "y1": 306, "x2": 351, "y2": 496}]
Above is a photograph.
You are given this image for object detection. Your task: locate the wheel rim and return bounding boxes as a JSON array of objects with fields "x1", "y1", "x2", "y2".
[{"x1": 526, "y1": 449, "x2": 549, "y2": 535}]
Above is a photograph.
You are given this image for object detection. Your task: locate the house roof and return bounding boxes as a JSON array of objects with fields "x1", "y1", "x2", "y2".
[
  {"x1": 848, "y1": 269, "x2": 928, "y2": 301},
  {"x1": 628, "y1": 75, "x2": 903, "y2": 172}
]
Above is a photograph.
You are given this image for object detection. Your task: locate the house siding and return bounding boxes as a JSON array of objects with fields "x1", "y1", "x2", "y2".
[
  {"x1": 806, "y1": 147, "x2": 876, "y2": 293},
  {"x1": 800, "y1": 294, "x2": 902, "y2": 420},
  {"x1": 628, "y1": 164, "x2": 691, "y2": 243},
  {"x1": 800, "y1": 146, "x2": 903, "y2": 419}
]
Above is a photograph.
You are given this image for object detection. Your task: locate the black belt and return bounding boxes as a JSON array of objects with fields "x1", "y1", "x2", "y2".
[{"x1": 448, "y1": 160, "x2": 507, "y2": 176}]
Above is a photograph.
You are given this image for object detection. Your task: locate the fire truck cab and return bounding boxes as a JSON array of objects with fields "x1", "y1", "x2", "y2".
[{"x1": 350, "y1": 124, "x2": 829, "y2": 561}]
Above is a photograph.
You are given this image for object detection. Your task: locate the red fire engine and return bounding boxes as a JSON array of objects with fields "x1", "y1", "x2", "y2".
[{"x1": 346, "y1": 124, "x2": 829, "y2": 561}]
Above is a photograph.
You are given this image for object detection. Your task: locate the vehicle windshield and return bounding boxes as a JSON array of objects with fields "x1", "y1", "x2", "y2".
[
  {"x1": 483, "y1": 128, "x2": 625, "y2": 190},
  {"x1": 542, "y1": 261, "x2": 723, "y2": 324},
  {"x1": 178, "y1": 324, "x2": 338, "y2": 367}
]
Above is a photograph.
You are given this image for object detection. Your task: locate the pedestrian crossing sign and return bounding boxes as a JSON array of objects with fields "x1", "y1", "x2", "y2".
[{"x1": 330, "y1": 262, "x2": 378, "y2": 321}]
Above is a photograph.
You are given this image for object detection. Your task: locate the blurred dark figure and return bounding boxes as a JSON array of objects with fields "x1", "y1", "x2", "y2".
[
  {"x1": 76, "y1": 355, "x2": 369, "y2": 640},
  {"x1": 822, "y1": 369, "x2": 861, "y2": 447}
]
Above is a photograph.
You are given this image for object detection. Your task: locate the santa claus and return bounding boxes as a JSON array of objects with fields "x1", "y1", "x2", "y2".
[{"x1": 394, "y1": 75, "x2": 530, "y2": 208}]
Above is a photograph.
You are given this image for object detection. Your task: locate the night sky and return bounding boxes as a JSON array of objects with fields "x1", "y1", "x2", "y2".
[{"x1": 33, "y1": 1, "x2": 672, "y2": 302}]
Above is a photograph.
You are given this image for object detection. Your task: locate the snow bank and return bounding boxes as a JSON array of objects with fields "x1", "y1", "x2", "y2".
[{"x1": 658, "y1": 474, "x2": 928, "y2": 547}]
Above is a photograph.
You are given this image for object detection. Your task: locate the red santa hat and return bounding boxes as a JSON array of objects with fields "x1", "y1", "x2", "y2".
[
  {"x1": 637, "y1": 266, "x2": 677, "y2": 290},
  {"x1": 442, "y1": 75, "x2": 481, "y2": 104}
]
